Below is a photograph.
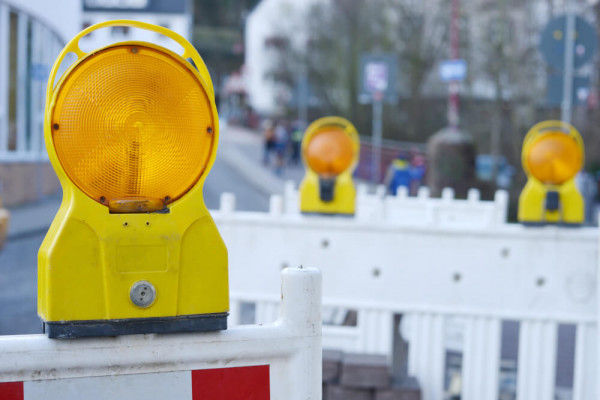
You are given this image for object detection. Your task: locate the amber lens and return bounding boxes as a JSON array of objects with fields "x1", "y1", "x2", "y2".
[
  {"x1": 305, "y1": 129, "x2": 354, "y2": 176},
  {"x1": 527, "y1": 132, "x2": 582, "y2": 184},
  {"x1": 51, "y1": 45, "x2": 214, "y2": 205}
]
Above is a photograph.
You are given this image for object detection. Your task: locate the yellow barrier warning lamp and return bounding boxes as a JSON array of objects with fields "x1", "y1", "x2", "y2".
[
  {"x1": 299, "y1": 116, "x2": 360, "y2": 215},
  {"x1": 38, "y1": 20, "x2": 228, "y2": 338},
  {"x1": 518, "y1": 120, "x2": 584, "y2": 225}
]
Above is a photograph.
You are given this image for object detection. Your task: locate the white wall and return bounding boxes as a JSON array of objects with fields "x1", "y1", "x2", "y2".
[
  {"x1": 0, "y1": 0, "x2": 80, "y2": 161},
  {"x1": 244, "y1": 0, "x2": 317, "y2": 115},
  {"x1": 1, "y1": 0, "x2": 81, "y2": 42}
]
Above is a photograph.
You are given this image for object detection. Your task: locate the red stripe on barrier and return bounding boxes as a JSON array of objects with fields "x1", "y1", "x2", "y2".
[
  {"x1": 0, "y1": 382, "x2": 23, "y2": 400},
  {"x1": 192, "y1": 365, "x2": 270, "y2": 400}
]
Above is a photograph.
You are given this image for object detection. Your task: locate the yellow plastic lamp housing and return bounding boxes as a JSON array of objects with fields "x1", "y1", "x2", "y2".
[
  {"x1": 52, "y1": 45, "x2": 214, "y2": 210},
  {"x1": 518, "y1": 120, "x2": 585, "y2": 225},
  {"x1": 305, "y1": 129, "x2": 355, "y2": 178},
  {"x1": 525, "y1": 132, "x2": 582, "y2": 185},
  {"x1": 38, "y1": 20, "x2": 228, "y2": 338},
  {"x1": 299, "y1": 116, "x2": 360, "y2": 215}
]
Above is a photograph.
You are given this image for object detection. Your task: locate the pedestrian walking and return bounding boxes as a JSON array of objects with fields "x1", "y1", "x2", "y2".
[
  {"x1": 273, "y1": 120, "x2": 288, "y2": 176},
  {"x1": 263, "y1": 120, "x2": 275, "y2": 166},
  {"x1": 384, "y1": 152, "x2": 411, "y2": 195},
  {"x1": 289, "y1": 119, "x2": 303, "y2": 166}
]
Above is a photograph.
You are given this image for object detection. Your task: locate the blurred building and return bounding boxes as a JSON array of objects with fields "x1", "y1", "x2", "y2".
[
  {"x1": 0, "y1": 0, "x2": 81, "y2": 206},
  {"x1": 0, "y1": 0, "x2": 193, "y2": 206},
  {"x1": 245, "y1": 0, "x2": 318, "y2": 115},
  {"x1": 191, "y1": 1, "x2": 255, "y2": 79},
  {"x1": 80, "y1": 0, "x2": 192, "y2": 54},
  {"x1": 244, "y1": 0, "x2": 595, "y2": 117},
  {"x1": 189, "y1": 0, "x2": 259, "y2": 125}
]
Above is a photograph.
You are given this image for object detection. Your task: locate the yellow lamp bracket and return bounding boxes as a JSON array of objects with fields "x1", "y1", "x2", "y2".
[
  {"x1": 518, "y1": 120, "x2": 585, "y2": 225},
  {"x1": 46, "y1": 20, "x2": 214, "y2": 105},
  {"x1": 299, "y1": 116, "x2": 360, "y2": 215},
  {"x1": 39, "y1": 21, "x2": 228, "y2": 338}
]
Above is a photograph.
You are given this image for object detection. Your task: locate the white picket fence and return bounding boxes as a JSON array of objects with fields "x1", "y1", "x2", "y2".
[
  {"x1": 218, "y1": 183, "x2": 598, "y2": 400},
  {"x1": 0, "y1": 267, "x2": 322, "y2": 400}
]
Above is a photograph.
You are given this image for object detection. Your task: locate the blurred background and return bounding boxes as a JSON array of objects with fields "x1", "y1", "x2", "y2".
[
  {"x1": 1, "y1": 0, "x2": 600, "y2": 217},
  {"x1": 0, "y1": 1, "x2": 598, "y2": 399}
]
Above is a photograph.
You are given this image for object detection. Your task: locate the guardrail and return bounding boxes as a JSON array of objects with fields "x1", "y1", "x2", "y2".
[
  {"x1": 0, "y1": 267, "x2": 322, "y2": 400},
  {"x1": 218, "y1": 184, "x2": 598, "y2": 400}
]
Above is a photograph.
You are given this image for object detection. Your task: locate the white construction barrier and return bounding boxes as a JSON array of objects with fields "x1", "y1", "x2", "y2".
[
  {"x1": 216, "y1": 184, "x2": 598, "y2": 400},
  {"x1": 282, "y1": 181, "x2": 509, "y2": 228},
  {"x1": 0, "y1": 267, "x2": 322, "y2": 400}
]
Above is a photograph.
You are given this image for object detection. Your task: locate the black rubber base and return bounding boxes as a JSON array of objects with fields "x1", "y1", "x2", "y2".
[
  {"x1": 520, "y1": 221, "x2": 582, "y2": 227},
  {"x1": 43, "y1": 313, "x2": 228, "y2": 339},
  {"x1": 301, "y1": 211, "x2": 354, "y2": 217}
]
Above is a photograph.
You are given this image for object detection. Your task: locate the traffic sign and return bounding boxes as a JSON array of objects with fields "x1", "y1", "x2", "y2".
[
  {"x1": 365, "y1": 62, "x2": 389, "y2": 92},
  {"x1": 359, "y1": 53, "x2": 397, "y2": 104},
  {"x1": 539, "y1": 15, "x2": 597, "y2": 69},
  {"x1": 546, "y1": 72, "x2": 590, "y2": 106},
  {"x1": 439, "y1": 59, "x2": 467, "y2": 82}
]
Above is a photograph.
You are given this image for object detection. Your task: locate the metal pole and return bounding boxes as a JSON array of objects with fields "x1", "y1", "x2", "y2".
[
  {"x1": 372, "y1": 99, "x2": 383, "y2": 183},
  {"x1": 448, "y1": 82, "x2": 459, "y2": 129},
  {"x1": 491, "y1": 0, "x2": 507, "y2": 182},
  {"x1": 562, "y1": 4, "x2": 575, "y2": 124},
  {"x1": 298, "y1": 69, "x2": 308, "y2": 129},
  {"x1": 447, "y1": 0, "x2": 460, "y2": 129}
]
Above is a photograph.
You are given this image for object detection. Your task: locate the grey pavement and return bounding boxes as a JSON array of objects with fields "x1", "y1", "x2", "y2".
[
  {"x1": 6, "y1": 194, "x2": 61, "y2": 240},
  {"x1": 218, "y1": 123, "x2": 305, "y2": 196},
  {"x1": 0, "y1": 234, "x2": 41, "y2": 334},
  {"x1": 4, "y1": 123, "x2": 304, "y2": 239}
]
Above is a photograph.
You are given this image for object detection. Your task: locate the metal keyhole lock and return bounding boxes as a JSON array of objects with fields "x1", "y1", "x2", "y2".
[{"x1": 130, "y1": 281, "x2": 156, "y2": 307}]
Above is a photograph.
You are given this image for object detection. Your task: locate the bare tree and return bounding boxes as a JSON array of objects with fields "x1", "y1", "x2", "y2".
[
  {"x1": 465, "y1": 0, "x2": 546, "y2": 179},
  {"x1": 264, "y1": 0, "x2": 450, "y2": 140},
  {"x1": 387, "y1": 0, "x2": 450, "y2": 138}
]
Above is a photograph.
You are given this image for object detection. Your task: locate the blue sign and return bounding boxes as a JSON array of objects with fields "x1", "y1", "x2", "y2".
[
  {"x1": 365, "y1": 61, "x2": 389, "y2": 92},
  {"x1": 539, "y1": 15, "x2": 597, "y2": 70},
  {"x1": 546, "y1": 72, "x2": 590, "y2": 106},
  {"x1": 439, "y1": 59, "x2": 467, "y2": 82},
  {"x1": 358, "y1": 53, "x2": 398, "y2": 104}
]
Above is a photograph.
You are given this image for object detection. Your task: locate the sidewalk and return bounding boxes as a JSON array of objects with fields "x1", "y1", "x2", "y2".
[
  {"x1": 6, "y1": 193, "x2": 61, "y2": 240},
  {"x1": 5, "y1": 124, "x2": 305, "y2": 240},
  {"x1": 219, "y1": 123, "x2": 305, "y2": 196}
]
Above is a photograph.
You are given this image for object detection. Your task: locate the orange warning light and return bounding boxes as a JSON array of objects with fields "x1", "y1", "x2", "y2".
[
  {"x1": 51, "y1": 45, "x2": 214, "y2": 208},
  {"x1": 518, "y1": 120, "x2": 585, "y2": 225},
  {"x1": 526, "y1": 132, "x2": 582, "y2": 185},
  {"x1": 305, "y1": 129, "x2": 354, "y2": 177}
]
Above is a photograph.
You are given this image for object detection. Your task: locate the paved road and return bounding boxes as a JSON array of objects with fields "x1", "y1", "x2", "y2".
[
  {"x1": 0, "y1": 234, "x2": 41, "y2": 335},
  {"x1": 204, "y1": 153, "x2": 270, "y2": 212}
]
